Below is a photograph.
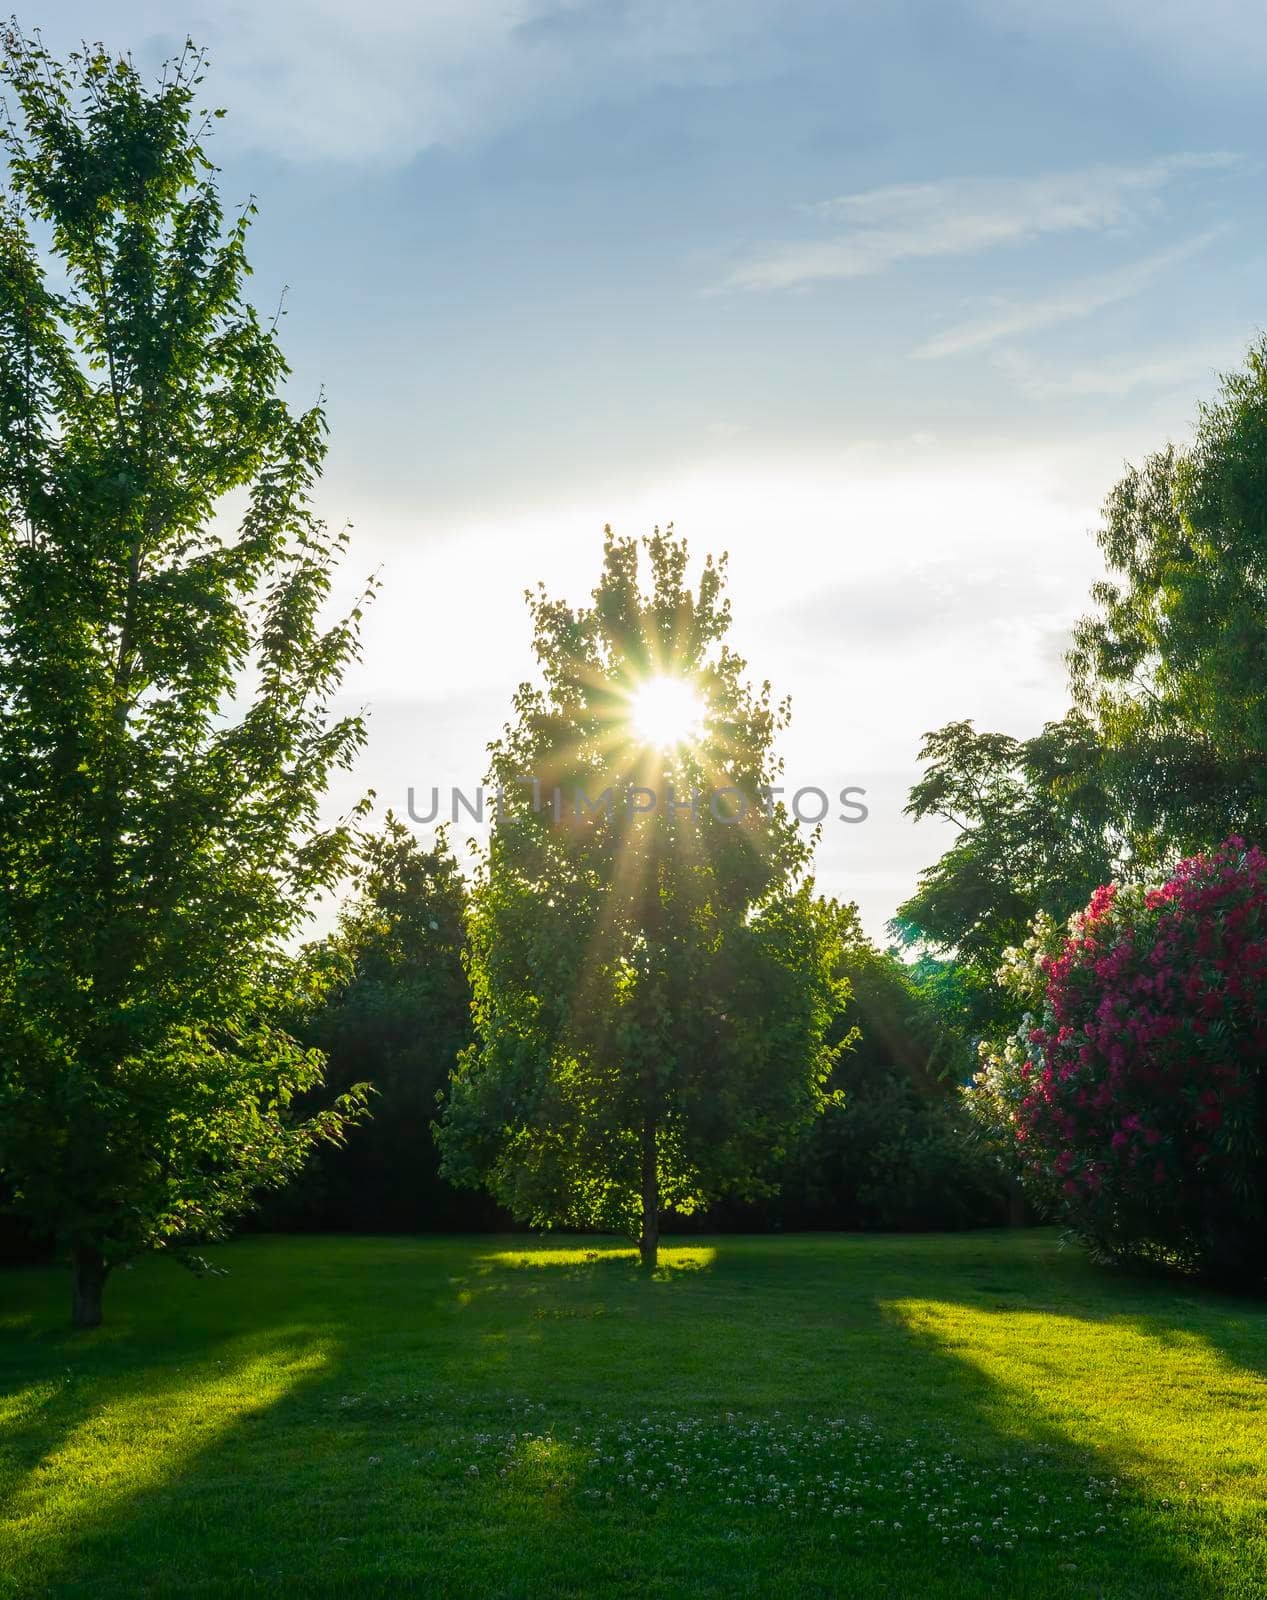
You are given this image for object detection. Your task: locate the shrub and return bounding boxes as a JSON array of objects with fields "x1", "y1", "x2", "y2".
[
  {"x1": 785, "y1": 1065, "x2": 1008, "y2": 1231},
  {"x1": 713, "y1": 928, "x2": 1008, "y2": 1234},
  {"x1": 967, "y1": 839, "x2": 1267, "y2": 1284}
]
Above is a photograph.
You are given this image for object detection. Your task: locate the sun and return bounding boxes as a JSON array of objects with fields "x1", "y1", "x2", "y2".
[{"x1": 628, "y1": 675, "x2": 706, "y2": 749}]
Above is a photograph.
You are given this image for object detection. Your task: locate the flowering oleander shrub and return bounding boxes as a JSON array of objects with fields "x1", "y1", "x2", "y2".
[{"x1": 967, "y1": 840, "x2": 1267, "y2": 1284}]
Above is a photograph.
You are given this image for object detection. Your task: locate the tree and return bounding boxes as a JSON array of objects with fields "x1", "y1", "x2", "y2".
[
  {"x1": 0, "y1": 34, "x2": 370, "y2": 1325},
  {"x1": 437, "y1": 529, "x2": 845, "y2": 1266},
  {"x1": 905, "y1": 339, "x2": 1267, "y2": 997},
  {"x1": 720, "y1": 905, "x2": 1007, "y2": 1233},
  {"x1": 275, "y1": 817, "x2": 490, "y2": 1232},
  {"x1": 897, "y1": 714, "x2": 1119, "y2": 975},
  {"x1": 1070, "y1": 337, "x2": 1267, "y2": 858}
]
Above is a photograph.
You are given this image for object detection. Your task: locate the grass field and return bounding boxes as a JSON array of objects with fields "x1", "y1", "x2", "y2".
[{"x1": 1, "y1": 1230, "x2": 1264, "y2": 1598}]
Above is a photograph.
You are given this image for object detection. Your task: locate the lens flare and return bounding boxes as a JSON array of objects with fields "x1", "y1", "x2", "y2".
[{"x1": 628, "y1": 676, "x2": 706, "y2": 749}]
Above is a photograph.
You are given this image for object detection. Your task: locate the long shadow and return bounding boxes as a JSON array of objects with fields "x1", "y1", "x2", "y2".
[{"x1": 0, "y1": 1231, "x2": 1261, "y2": 1597}]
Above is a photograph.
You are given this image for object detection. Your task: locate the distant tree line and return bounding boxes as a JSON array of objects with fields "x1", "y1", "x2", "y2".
[{"x1": 255, "y1": 826, "x2": 1002, "y2": 1240}]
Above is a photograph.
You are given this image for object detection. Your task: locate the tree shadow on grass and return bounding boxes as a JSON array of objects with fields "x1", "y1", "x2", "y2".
[{"x1": 0, "y1": 1232, "x2": 1262, "y2": 1597}]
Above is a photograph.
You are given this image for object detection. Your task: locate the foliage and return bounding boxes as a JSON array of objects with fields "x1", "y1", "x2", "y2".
[
  {"x1": 1070, "y1": 337, "x2": 1267, "y2": 858},
  {"x1": 265, "y1": 817, "x2": 502, "y2": 1233},
  {"x1": 896, "y1": 714, "x2": 1119, "y2": 986},
  {"x1": 755, "y1": 1065, "x2": 1007, "y2": 1233},
  {"x1": 746, "y1": 917, "x2": 1006, "y2": 1232},
  {"x1": 903, "y1": 341, "x2": 1267, "y2": 996},
  {"x1": 0, "y1": 34, "x2": 369, "y2": 1323},
  {"x1": 437, "y1": 529, "x2": 846, "y2": 1264},
  {"x1": 967, "y1": 841, "x2": 1267, "y2": 1285}
]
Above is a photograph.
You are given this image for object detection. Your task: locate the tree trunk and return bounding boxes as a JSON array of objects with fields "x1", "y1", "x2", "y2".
[
  {"x1": 1007, "y1": 1173, "x2": 1028, "y2": 1229},
  {"x1": 71, "y1": 1246, "x2": 108, "y2": 1329},
  {"x1": 638, "y1": 1115, "x2": 659, "y2": 1270}
]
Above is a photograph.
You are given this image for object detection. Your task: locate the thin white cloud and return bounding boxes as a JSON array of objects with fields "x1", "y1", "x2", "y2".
[
  {"x1": 912, "y1": 229, "x2": 1225, "y2": 359},
  {"x1": 35, "y1": 0, "x2": 794, "y2": 163},
  {"x1": 719, "y1": 155, "x2": 1238, "y2": 292},
  {"x1": 994, "y1": 335, "x2": 1246, "y2": 399}
]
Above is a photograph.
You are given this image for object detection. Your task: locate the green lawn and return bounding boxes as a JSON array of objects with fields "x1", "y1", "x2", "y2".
[{"x1": 1, "y1": 1231, "x2": 1264, "y2": 1598}]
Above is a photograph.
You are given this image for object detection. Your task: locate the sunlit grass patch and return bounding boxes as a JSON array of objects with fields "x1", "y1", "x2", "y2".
[
  {"x1": 477, "y1": 1244, "x2": 717, "y2": 1274},
  {"x1": 0, "y1": 1336, "x2": 329, "y2": 1587},
  {"x1": 888, "y1": 1297, "x2": 1267, "y2": 1502}
]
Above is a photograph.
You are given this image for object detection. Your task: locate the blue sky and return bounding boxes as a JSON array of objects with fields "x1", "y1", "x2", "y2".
[{"x1": 40, "y1": 2, "x2": 1267, "y2": 935}]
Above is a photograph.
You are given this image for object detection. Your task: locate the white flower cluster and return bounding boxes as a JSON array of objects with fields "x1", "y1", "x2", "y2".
[
  {"x1": 962, "y1": 911, "x2": 1063, "y2": 1146},
  {"x1": 327, "y1": 1388, "x2": 1173, "y2": 1572},
  {"x1": 963, "y1": 1021, "x2": 1041, "y2": 1145},
  {"x1": 449, "y1": 1405, "x2": 1139, "y2": 1562},
  {"x1": 994, "y1": 910, "x2": 1060, "y2": 1004}
]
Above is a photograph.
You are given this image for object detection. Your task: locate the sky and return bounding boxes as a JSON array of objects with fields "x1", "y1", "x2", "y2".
[{"x1": 37, "y1": 1, "x2": 1267, "y2": 938}]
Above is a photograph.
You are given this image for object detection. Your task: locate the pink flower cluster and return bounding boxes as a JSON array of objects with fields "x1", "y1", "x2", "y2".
[{"x1": 1016, "y1": 839, "x2": 1267, "y2": 1257}]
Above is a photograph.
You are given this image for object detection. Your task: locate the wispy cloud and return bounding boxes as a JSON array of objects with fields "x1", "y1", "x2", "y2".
[
  {"x1": 912, "y1": 229, "x2": 1225, "y2": 359},
  {"x1": 38, "y1": 0, "x2": 792, "y2": 163},
  {"x1": 993, "y1": 335, "x2": 1245, "y2": 399},
  {"x1": 718, "y1": 155, "x2": 1238, "y2": 292}
]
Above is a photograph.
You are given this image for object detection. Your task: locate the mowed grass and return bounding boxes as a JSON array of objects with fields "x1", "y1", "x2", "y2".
[{"x1": 0, "y1": 1232, "x2": 1264, "y2": 1599}]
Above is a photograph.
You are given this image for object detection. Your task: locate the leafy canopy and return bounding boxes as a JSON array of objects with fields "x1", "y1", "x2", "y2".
[
  {"x1": 900, "y1": 340, "x2": 1267, "y2": 978},
  {"x1": 280, "y1": 817, "x2": 479, "y2": 1233},
  {"x1": 437, "y1": 529, "x2": 845, "y2": 1260},
  {"x1": 1070, "y1": 336, "x2": 1267, "y2": 857},
  {"x1": 0, "y1": 32, "x2": 370, "y2": 1314},
  {"x1": 896, "y1": 713, "x2": 1118, "y2": 980}
]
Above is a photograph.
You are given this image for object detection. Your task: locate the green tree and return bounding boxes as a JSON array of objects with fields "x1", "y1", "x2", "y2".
[
  {"x1": 903, "y1": 337, "x2": 1267, "y2": 1001},
  {"x1": 896, "y1": 713, "x2": 1118, "y2": 981},
  {"x1": 1070, "y1": 337, "x2": 1267, "y2": 856},
  {"x1": 0, "y1": 35, "x2": 370, "y2": 1325},
  {"x1": 279, "y1": 817, "x2": 480, "y2": 1232},
  {"x1": 437, "y1": 529, "x2": 845, "y2": 1266},
  {"x1": 741, "y1": 905, "x2": 1007, "y2": 1233}
]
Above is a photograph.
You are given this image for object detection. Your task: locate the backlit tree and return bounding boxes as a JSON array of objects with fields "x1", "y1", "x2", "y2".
[{"x1": 437, "y1": 530, "x2": 844, "y2": 1266}]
